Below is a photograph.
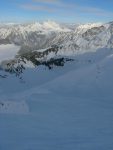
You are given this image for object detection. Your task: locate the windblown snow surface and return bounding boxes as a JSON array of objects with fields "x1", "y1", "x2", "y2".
[{"x1": 0, "y1": 46, "x2": 113, "y2": 150}]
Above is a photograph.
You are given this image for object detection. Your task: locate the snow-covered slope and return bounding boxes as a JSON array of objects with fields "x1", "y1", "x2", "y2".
[
  {"x1": 0, "y1": 47, "x2": 113, "y2": 150},
  {"x1": 41, "y1": 49, "x2": 113, "y2": 98},
  {"x1": 0, "y1": 47, "x2": 113, "y2": 104}
]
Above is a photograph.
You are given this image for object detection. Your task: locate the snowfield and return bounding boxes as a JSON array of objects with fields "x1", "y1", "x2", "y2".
[
  {"x1": 0, "y1": 46, "x2": 113, "y2": 149},
  {"x1": 0, "y1": 100, "x2": 29, "y2": 114}
]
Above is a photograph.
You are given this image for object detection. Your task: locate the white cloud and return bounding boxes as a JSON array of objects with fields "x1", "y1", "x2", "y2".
[
  {"x1": 32, "y1": 0, "x2": 60, "y2": 4},
  {"x1": 19, "y1": 0, "x2": 113, "y2": 18},
  {"x1": 20, "y1": 4, "x2": 55, "y2": 12}
]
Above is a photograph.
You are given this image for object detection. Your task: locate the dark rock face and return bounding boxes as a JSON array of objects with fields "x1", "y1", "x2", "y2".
[
  {"x1": 0, "y1": 38, "x2": 11, "y2": 44},
  {"x1": 2, "y1": 57, "x2": 73, "y2": 77},
  {"x1": 0, "y1": 46, "x2": 73, "y2": 77}
]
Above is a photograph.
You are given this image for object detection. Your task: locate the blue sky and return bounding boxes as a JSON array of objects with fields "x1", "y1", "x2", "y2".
[{"x1": 0, "y1": 0, "x2": 113, "y2": 23}]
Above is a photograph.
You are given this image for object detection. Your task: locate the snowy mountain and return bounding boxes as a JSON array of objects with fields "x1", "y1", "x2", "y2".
[
  {"x1": 0, "y1": 21, "x2": 113, "y2": 73},
  {"x1": 0, "y1": 21, "x2": 113, "y2": 149},
  {"x1": 0, "y1": 21, "x2": 113, "y2": 54}
]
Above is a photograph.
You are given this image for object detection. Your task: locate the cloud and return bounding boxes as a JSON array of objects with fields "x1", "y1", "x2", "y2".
[
  {"x1": 19, "y1": 0, "x2": 74, "y2": 13},
  {"x1": 32, "y1": 0, "x2": 74, "y2": 8},
  {"x1": 78, "y1": 6, "x2": 113, "y2": 17},
  {"x1": 32, "y1": 0, "x2": 60, "y2": 5},
  {"x1": 20, "y1": 4, "x2": 55, "y2": 12},
  {"x1": 19, "y1": 0, "x2": 113, "y2": 18}
]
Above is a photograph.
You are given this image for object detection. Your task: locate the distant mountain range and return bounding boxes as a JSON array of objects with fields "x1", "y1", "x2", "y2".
[
  {"x1": 0, "y1": 21, "x2": 113, "y2": 53},
  {"x1": 0, "y1": 21, "x2": 113, "y2": 75}
]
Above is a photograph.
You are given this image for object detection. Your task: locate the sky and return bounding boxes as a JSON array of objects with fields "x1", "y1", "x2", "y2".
[{"x1": 0, "y1": 0, "x2": 113, "y2": 23}]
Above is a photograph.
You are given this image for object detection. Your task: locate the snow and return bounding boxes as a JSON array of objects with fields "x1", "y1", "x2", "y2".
[
  {"x1": 42, "y1": 21, "x2": 71, "y2": 32},
  {"x1": 0, "y1": 21, "x2": 113, "y2": 56},
  {"x1": 0, "y1": 95, "x2": 113, "y2": 150},
  {"x1": 0, "y1": 21, "x2": 113, "y2": 149},
  {"x1": 0, "y1": 21, "x2": 70, "y2": 35},
  {"x1": 76, "y1": 23, "x2": 102, "y2": 31},
  {"x1": 0, "y1": 44, "x2": 20, "y2": 63},
  {"x1": 0, "y1": 100, "x2": 29, "y2": 114},
  {"x1": 0, "y1": 47, "x2": 113, "y2": 149}
]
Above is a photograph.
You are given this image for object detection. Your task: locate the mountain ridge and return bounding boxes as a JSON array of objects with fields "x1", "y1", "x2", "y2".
[
  {"x1": 0, "y1": 21, "x2": 113, "y2": 76},
  {"x1": 0, "y1": 21, "x2": 111, "y2": 54}
]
